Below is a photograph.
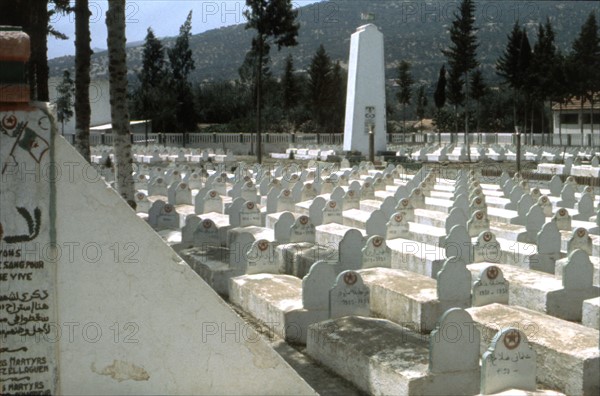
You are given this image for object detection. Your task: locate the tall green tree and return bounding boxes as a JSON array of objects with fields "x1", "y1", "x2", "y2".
[
  {"x1": 244, "y1": 0, "x2": 300, "y2": 163},
  {"x1": 530, "y1": 19, "x2": 558, "y2": 142},
  {"x1": 135, "y1": 27, "x2": 174, "y2": 137},
  {"x1": 167, "y1": 11, "x2": 196, "y2": 133},
  {"x1": 434, "y1": 65, "x2": 447, "y2": 140},
  {"x1": 308, "y1": 45, "x2": 333, "y2": 132},
  {"x1": 106, "y1": 0, "x2": 135, "y2": 207},
  {"x1": 442, "y1": 0, "x2": 478, "y2": 159},
  {"x1": 446, "y1": 66, "x2": 464, "y2": 134},
  {"x1": 570, "y1": 11, "x2": 600, "y2": 142},
  {"x1": 55, "y1": 70, "x2": 74, "y2": 136},
  {"x1": 281, "y1": 54, "x2": 299, "y2": 114},
  {"x1": 396, "y1": 60, "x2": 414, "y2": 132},
  {"x1": 329, "y1": 61, "x2": 346, "y2": 134},
  {"x1": 497, "y1": 22, "x2": 532, "y2": 134},
  {"x1": 415, "y1": 85, "x2": 428, "y2": 133},
  {"x1": 74, "y1": 0, "x2": 92, "y2": 161},
  {"x1": 469, "y1": 69, "x2": 487, "y2": 133}
]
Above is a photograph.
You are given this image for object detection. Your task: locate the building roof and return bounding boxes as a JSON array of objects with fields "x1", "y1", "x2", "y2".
[
  {"x1": 552, "y1": 96, "x2": 600, "y2": 111},
  {"x1": 89, "y1": 120, "x2": 150, "y2": 131}
]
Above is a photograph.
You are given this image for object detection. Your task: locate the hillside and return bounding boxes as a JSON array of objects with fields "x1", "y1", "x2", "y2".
[{"x1": 48, "y1": 1, "x2": 599, "y2": 86}]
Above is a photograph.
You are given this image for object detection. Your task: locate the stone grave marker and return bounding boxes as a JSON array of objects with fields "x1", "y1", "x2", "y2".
[
  {"x1": 239, "y1": 201, "x2": 262, "y2": 227},
  {"x1": 181, "y1": 215, "x2": 201, "y2": 244},
  {"x1": 245, "y1": 239, "x2": 278, "y2": 275},
  {"x1": 193, "y1": 218, "x2": 220, "y2": 247},
  {"x1": 196, "y1": 189, "x2": 223, "y2": 214},
  {"x1": 343, "y1": 189, "x2": 360, "y2": 210},
  {"x1": 379, "y1": 196, "x2": 396, "y2": 219},
  {"x1": 395, "y1": 198, "x2": 415, "y2": 222},
  {"x1": 329, "y1": 270, "x2": 370, "y2": 319},
  {"x1": 552, "y1": 207, "x2": 572, "y2": 231},
  {"x1": 169, "y1": 182, "x2": 192, "y2": 205},
  {"x1": 361, "y1": 235, "x2": 391, "y2": 268},
  {"x1": 339, "y1": 229, "x2": 366, "y2": 271},
  {"x1": 276, "y1": 188, "x2": 295, "y2": 213},
  {"x1": 386, "y1": 212, "x2": 410, "y2": 240},
  {"x1": 273, "y1": 212, "x2": 295, "y2": 244},
  {"x1": 429, "y1": 308, "x2": 480, "y2": 382},
  {"x1": 567, "y1": 228, "x2": 593, "y2": 255},
  {"x1": 289, "y1": 215, "x2": 316, "y2": 244},
  {"x1": 481, "y1": 328, "x2": 536, "y2": 394},
  {"x1": 265, "y1": 186, "x2": 283, "y2": 214},
  {"x1": 308, "y1": 197, "x2": 327, "y2": 226},
  {"x1": 575, "y1": 192, "x2": 594, "y2": 220},
  {"x1": 535, "y1": 221, "x2": 562, "y2": 273},
  {"x1": 148, "y1": 199, "x2": 166, "y2": 228},
  {"x1": 302, "y1": 261, "x2": 338, "y2": 310},
  {"x1": 211, "y1": 176, "x2": 227, "y2": 196},
  {"x1": 472, "y1": 265, "x2": 509, "y2": 307},
  {"x1": 322, "y1": 200, "x2": 343, "y2": 225},
  {"x1": 473, "y1": 231, "x2": 502, "y2": 263},
  {"x1": 470, "y1": 196, "x2": 487, "y2": 216},
  {"x1": 516, "y1": 194, "x2": 534, "y2": 223},
  {"x1": 360, "y1": 181, "x2": 375, "y2": 200},
  {"x1": 135, "y1": 191, "x2": 150, "y2": 213},
  {"x1": 446, "y1": 207, "x2": 467, "y2": 234},
  {"x1": 437, "y1": 257, "x2": 472, "y2": 308},
  {"x1": 409, "y1": 187, "x2": 426, "y2": 209},
  {"x1": 530, "y1": 187, "x2": 541, "y2": 202},
  {"x1": 330, "y1": 186, "x2": 345, "y2": 203},
  {"x1": 445, "y1": 225, "x2": 473, "y2": 264},
  {"x1": 365, "y1": 209, "x2": 387, "y2": 237},
  {"x1": 241, "y1": 181, "x2": 258, "y2": 202},
  {"x1": 467, "y1": 210, "x2": 490, "y2": 237},
  {"x1": 562, "y1": 249, "x2": 594, "y2": 290},
  {"x1": 520, "y1": 204, "x2": 545, "y2": 243},
  {"x1": 558, "y1": 183, "x2": 576, "y2": 208},
  {"x1": 538, "y1": 195, "x2": 553, "y2": 216},
  {"x1": 156, "y1": 203, "x2": 180, "y2": 230},
  {"x1": 149, "y1": 176, "x2": 168, "y2": 196}
]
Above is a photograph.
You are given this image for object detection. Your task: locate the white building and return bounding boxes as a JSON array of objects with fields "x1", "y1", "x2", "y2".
[{"x1": 552, "y1": 97, "x2": 600, "y2": 139}]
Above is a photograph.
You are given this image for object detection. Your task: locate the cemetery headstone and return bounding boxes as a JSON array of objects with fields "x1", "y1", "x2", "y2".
[
  {"x1": 329, "y1": 271, "x2": 370, "y2": 319},
  {"x1": 472, "y1": 265, "x2": 509, "y2": 307},
  {"x1": 481, "y1": 328, "x2": 537, "y2": 394}
]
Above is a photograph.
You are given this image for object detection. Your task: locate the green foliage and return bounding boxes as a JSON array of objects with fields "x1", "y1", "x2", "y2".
[
  {"x1": 442, "y1": 0, "x2": 479, "y2": 76},
  {"x1": 396, "y1": 60, "x2": 414, "y2": 106},
  {"x1": 282, "y1": 54, "x2": 299, "y2": 112},
  {"x1": 415, "y1": 85, "x2": 428, "y2": 131},
  {"x1": 434, "y1": 65, "x2": 446, "y2": 110},
  {"x1": 55, "y1": 69, "x2": 74, "y2": 131}
]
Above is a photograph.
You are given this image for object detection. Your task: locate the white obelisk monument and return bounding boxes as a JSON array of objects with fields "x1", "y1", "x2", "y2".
[{"x1": 343, "y1": 24, "x2": 387, "y2": 153}]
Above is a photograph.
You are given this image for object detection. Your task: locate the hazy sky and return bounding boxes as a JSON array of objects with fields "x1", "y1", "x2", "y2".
[{"x1": 48, "y1": 0, "x2": 323, "y2": 59}]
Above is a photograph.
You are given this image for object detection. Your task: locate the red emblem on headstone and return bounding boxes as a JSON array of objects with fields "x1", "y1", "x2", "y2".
[
  {"x1": 329, "y1": 201, "x2": 336, "y2": 209},
  {"x1": 343, "y1": 271, "x2": 357, "y2": 285},
  {"x1": 246, "y1": 202, "x2": 255, "y2": 210},
  {"x1": 202, "y1": 219, "x2": 212, "y2": 229},
  {"x1": 164, "y1": 204, "x2": 173, "y2": 213},
  {"x1": 180, "y1": 183, "x2": 187, "y2": 189},
  {"x1": 503, "y1": 329, "x2": 521, "y2": 350},
  {"x1": 394, "y1": 214, "x2": 403, "y2": 222},
  {"x1": 487, "y1": 265, "x2": 499, "y2": 280},
  {"x1": 372, "y1": 237, "x2": 383, "y2": 247},
  {"x1": 483, "y1": 232, "x2": 492, "y2": 242},
  {"x1": 210, "y1": 191, "x2": 217, "y2": 198},
  {"x1": 299, "y1": 216, "x2": 309, "y2": 225},
  {"x1": 2, "y1": 114, "x2": 17, "y2": 130},
  {"x1": 577, "y1": 228, "x2": 586, "y2": 238},
  {"x1": 136, "y1": 193, "x2": 145, "y2": 200},
  {"x1": 476, "y1": 211, "x2": 484, "y2": 220},
  {"x1": 258, "y1": 240, "x2": 269, "y2": 251},
  {"x1": 559, "y1": 208, "x2": 566, "y2": 216}
]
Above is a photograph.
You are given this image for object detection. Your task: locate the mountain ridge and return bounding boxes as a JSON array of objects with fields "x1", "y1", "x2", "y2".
[{"x1": 48, "y1": 1, "x2": 599, "y2": 86}]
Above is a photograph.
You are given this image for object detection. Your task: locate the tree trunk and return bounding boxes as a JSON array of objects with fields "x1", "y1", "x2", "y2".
[
  {"x1": 580, "y1": 97, "x2": 584, "y2": 143},
  {"x1": 464, "y1": 70, "x2": 471, "y2": 162},
  {"x1": 106, "y1": 0, "x2": 135, "y2": 207},
  {"x1": 558, "y1": 103, "x2": 563, "y2": 147},
  {"x1": 530, "y1": 104, "x2": 534, "y2": 145},
  {"x1": 255, "y1": 35, "x2": 264, "y2": 164},
  {"x1": 75, "y1": 0, "x2": 92, "y2": 162},
  {"x1": 590, "y1": 98, "x2": 595, "y2": 147},
  {"x1": 541, "y1": 101, "x2": 545, "y2": 145},
  {"x1": 29, "y1": 0, "x2": 49, "y2": 101}
]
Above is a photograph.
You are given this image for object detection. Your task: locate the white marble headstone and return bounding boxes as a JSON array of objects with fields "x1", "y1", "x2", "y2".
[{"x1": 329, "y1": 270, "x2": 370, "y2": 319}]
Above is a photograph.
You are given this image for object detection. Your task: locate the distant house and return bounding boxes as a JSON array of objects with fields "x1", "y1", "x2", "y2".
[
  {"x1": 48, "y1": 78, "x2": 112, "y2": 136},
  {"x1": 552, "y1": 96, "x2": 600, "y2": 138}
]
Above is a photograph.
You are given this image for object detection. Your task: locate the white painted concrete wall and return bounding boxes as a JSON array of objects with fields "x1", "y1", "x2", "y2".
[
  {"x1": 343, "y1": 24, "x2": 387, "y2": 154},
  {"x1": 1, "y1": 101, "x2": 315, "y2": 394}
]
